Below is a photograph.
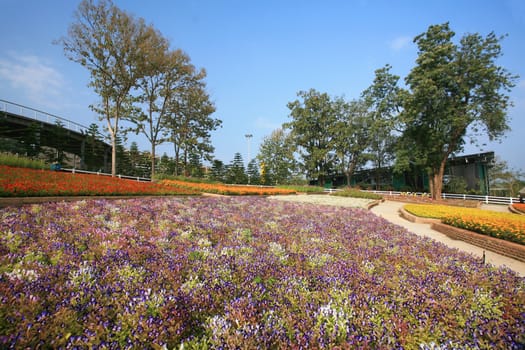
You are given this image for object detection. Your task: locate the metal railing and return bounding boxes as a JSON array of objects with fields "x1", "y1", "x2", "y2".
[
  {"x1": 1, "y1": 99, "x2": 89, "y2": 135},
  {"x1": 61, "y1": 168, "x2": 151, "y2": 182},
  {"x1": 365, "y1": 190, "x2": 520, "y2": 205}
]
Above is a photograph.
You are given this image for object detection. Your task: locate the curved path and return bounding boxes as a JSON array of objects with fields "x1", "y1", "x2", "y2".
[{"x1": 371, "y1": 200, "x2": 525, "y2": 276}]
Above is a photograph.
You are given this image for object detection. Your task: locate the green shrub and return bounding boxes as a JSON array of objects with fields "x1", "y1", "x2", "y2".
[
  {"x1": 153, "y1": 174, "x2": 220, "y2": 184},
  {"x1": 277, "y1": 185, "x2": 325, "y2": 193},
  {"x1": 0, "y1": 153, "x2": 47, "y2": 169},
  {"x1": 331, "y1": 188, "x2": 383, "y2": 200}
]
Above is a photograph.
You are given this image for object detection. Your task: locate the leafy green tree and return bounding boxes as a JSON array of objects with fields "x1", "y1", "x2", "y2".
[
  {"x1": 489, "y1": 157, "x2": 524, "y2": 197},
  {"x1": 256, "y1": 128, "x2": 297, "y2": 185},
  {"x1": 331, "y1": 98, "x2": 370, "y2": 186},
  {"x1": 188, "y1": 152, "x2": 204, "y2": 177},
  {"x1": 157, "y1": 153, "x2": 175, "y2": 176},
  {"x1": 84, "y1": 123, "x2": 106, "y2": 171},
  {"x1": 45, "y1": 120, "x2": 70, "y2": 165},
  {"x1": 127, "y1": 142, "x2": 142, "y2": 176},
  {"x1": 226, "y1": 152, "x2": 247, "y2": 184},
  {"x1": 210, "y1": 159, "x2": 226, "y2": 182},
  {"x1": 167, "y1": 75, "x2": 220, "y2": 176},
  {"x1": 246, "y1": 159, "x2": 260, "y2": 185},
  {"x1": 399, "y1": 23, "x2": 517, "y2": 199},
  {"x1": 285, "y1": 89, "x2": 337, "y2": 186},
  {"x1": 21, "y1": 122, "x2": 42, "y2": 158},
  {"x1": 115, "y1": 135, "x2": 131, "y2": 175},
  {"x1": 131, "y1": 46, "x2": 201, "y2": 179},
  {"x1": 361, "y1": 64, "x2": 402, "y2": 189},
  {"x1": 57, "y1": 0, "x2": 160, "y2": 176}
]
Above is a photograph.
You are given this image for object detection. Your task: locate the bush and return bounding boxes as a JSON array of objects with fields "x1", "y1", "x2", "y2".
[
  {"x1": 0, "y1": 153, "x2": 47, "y2": 169},
  {"x1": 331, "y1": 188, "x2": 383, "y2": 200},
  {"x1": 277, "y1": 185, "x2": 325, "y2": 193}
]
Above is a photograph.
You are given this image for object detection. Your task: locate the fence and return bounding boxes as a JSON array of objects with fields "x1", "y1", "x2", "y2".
[
  {"x1": 365, "y1": 190, "x2": 520, "y2": 205},
  {"x1": 322, "y1": 188, "x2": 520, "y2": 205},
  {"x1": 61, "y1": 168, "x2": 151, "y2": 182}
]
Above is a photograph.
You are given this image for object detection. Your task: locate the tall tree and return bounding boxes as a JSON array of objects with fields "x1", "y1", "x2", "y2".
[
  {"x1": 167, "y1": 77, "x2": 219, "y2": 176},
  {"x1": 361, "y1": 64, "x2": 402, "y2": 189},
  {"x1": 131, "y1": 46, "x2": 198, "y2": 179},
  {"x1": 285, "y1": 89, "x2": 337, "y2": 186},
  {"x1": 57, "y1": 0, "x2": 158, "y2": 176},
  {"x1": 227, "y1": 152, "x2": 247, "y2": 184},
  {"x1": 257, "y1": 128, "x2": 297, "y2": 185},
  {"x1": 84, "y1": 123, "x2": 105, "y2": 171},
  {"x1": 331, "y1": 98, "x2": 371, "y2": 186},
  {"x1": 246, "y1": 159, "x2": 261, "y2": 185},
  {"x1": 489, "y1": 157, "x2": 524, "y2": 197},
  {"x1": 210, "y1": 159, "x2": 226, "y2": 182},
  {"x1": 400, "y1": 23, "x2": 517, "y2": 199}
]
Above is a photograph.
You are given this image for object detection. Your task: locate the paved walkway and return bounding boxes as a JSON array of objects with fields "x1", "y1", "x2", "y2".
[{"x1": 371, "y1": 200, "x2": 525, "y2": 277}]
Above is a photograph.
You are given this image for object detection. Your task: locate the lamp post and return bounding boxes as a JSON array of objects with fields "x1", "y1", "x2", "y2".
[{"x1": 245, "y1": 134, "x2": 253, "y2": 184}]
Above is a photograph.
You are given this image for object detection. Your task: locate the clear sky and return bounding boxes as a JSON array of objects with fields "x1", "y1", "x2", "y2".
[{"x1": 1, "y1": 0, "x2": 524, "y2": 170}]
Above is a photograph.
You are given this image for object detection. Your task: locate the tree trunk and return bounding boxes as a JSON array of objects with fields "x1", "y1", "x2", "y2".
[
  {"x1": 346, "y1": 162, "x2": 356, "y2": 188},
  {"x1": 111, "y1": 134, "x2": 117, "y2": 177},
  {"x1": 430, "y1": 158, "x2": 447, "y2": 199},
  {"x1": 151, "y1": 143, "x2": 156, "y2": 179}
]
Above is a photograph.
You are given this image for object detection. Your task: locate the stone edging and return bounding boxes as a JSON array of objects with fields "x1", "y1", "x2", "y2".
[
  {"x1": 366, "y1": 199, "x2": 384, "y2": 210},
  {"x1": 398, "y1": 206, "x2": 440, "y2": 224},
  {"x1": 431, "y1": 222, "x2": 525, "y2": 263},
  {"x1": 508, "y1": 204, "x2": 525, "y2": 215}
]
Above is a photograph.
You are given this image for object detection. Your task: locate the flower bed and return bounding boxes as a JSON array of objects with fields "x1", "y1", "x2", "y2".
[
  {"x1": 1, "y1": 197, "x2": 523, "y2": 348},
  {"x1": 0, "y1": 165, "x2": 198, "y2": 196},
  {"x1": 161, "y1": 179, "x2": 296, "y2": 195},
  {"x1": 404, "y1": 204, "x2": 525, "y2": 245}
]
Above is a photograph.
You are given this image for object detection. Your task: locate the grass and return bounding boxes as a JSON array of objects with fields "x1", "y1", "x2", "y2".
[
  {"x1": 0, "y1": 153, "x2": 47, "y2": 169},
  {"x1": 277, "y1": 185, "x2": 325, "y2": 193},
  {"x1": 331, "y1": 188, "x2": 384, "y2": 200}
]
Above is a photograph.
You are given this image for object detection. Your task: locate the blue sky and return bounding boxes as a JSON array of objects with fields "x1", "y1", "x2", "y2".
[{"x1": 1, "y1": 0, "x2": 524, "y2": 170}]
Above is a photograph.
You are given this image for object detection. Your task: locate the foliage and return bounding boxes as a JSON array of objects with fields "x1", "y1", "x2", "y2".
[
  {"x1": 277, "y1": 185, "x2": 325, "y2": 193},
  {"x1": 285, "y1": 89, "x2": 337, "y2": 186},
  {"x1": 209, "y1": 159, "x2": 227, "y2": 183},
  {"x1": 166, "y1": 73, "x2": 220, "y2": 177},
  {"x1": 161, "y1": 179, "x2": 296, "y2": 196},
  {"x1": 444, "y1": 176, "x2": 468, "y2": 194},
  {"x1": 246, "y1": 159, "x2": 261, "y2": 185},
  {"x1": 404, "y1": 204, "x2": 525, "y2": 245},
  {"x1": 0, "y1": 165, "x2": 197, "y2": 197},
  {"x1": 257, "y1": 128, "x2": 298, "y2": 185},
  {"x1": 0, "y1": 197, "x2": 523, "y2": 348},
  {"x1": 331, "y1": 98, "x2": 370, "y2": 186},
  {"x1": 0, "y1": 153, "x2": 47, "y2": 170},
  {"x1": 44, "y1": 120, "x2": 71, "y2": 165},
  {"x1": 56, "y1": 0, "x2": 170, "y2": 176},
  {"x1": 331, "y1": 188, "x2": 383, "y2": 200},
  {"x1": 226, "y1": 152, "x2": 247, "y2": 184},
  {"x1": 399, "y1": 22, "x2": 518, "y2": 199},
  {"x1": 154, "y1": 174, "x2": 220, "y2": 184},
  {"x1": 489, "y1": 157, "x2": 525, "y2": 197},
  {"x1": 361, "y1": 64, "x2": 401, "y2": 188}
]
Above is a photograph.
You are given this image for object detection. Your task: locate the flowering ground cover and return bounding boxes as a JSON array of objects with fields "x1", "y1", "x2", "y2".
[
  {"x1": 1, "y1": 197, "x2": 524, "y2": 349},
  {"x1": 404, "y1": 204, "x2": 525, "y2": 245},
  {"x1": 0, "y1": 165, "x2": 198, "y2": 196},
  {"x1": 161, "y1": 179, "x2": 296, "y2": 195}
]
